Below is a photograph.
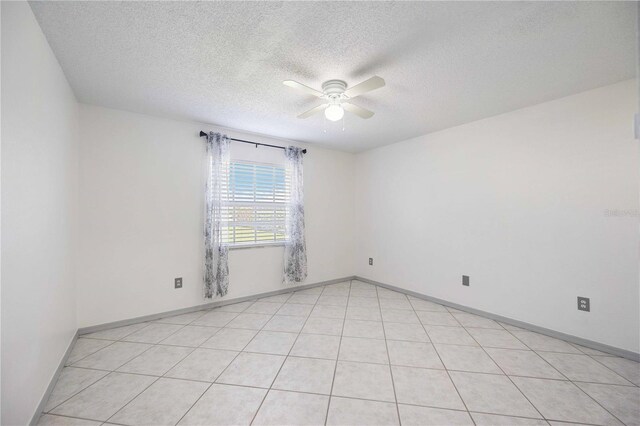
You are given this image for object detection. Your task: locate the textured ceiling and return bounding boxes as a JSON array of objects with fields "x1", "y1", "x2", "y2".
[{"x1": 30, "y1": 1, "x2": 636, "y2": 152}]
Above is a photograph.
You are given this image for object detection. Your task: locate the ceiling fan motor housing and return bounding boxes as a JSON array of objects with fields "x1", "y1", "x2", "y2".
[{"x1": 322, "y1": 80, "x2": 348, "y2": 100}]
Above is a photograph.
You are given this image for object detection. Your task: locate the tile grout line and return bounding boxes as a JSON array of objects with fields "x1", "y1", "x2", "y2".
[
  {"x1": 502, "y1": 325, "x2": 634, "y2": 386},
  {"x1": 49, "y1": 324, "x2": 175, "y2": 418},
  {"x1": 458, "y1": 316, "x2": 629, "y2": 426},
  {"x1": 40, "y1": 412, "x2": 115, "y2": 424},
  {"x1": 81, "y1": 300, "x2": 256, "y2": 425},
  {"x1": 175, "y1": 295, "x2": 291, "y2": 426},
  {"x1": 409, "y1": 296, "x2": 477, "y2": 426},
  {"x1": 103, "y1": 372, "x2": 162, "y2": 424},
  {"x1": 43, "y1": 382, "x2": 614, "y2": 426},
  {"x1": 323, "y1": 279, "x2": 352, "y2": 426},
  {"x1": 104, "y1": 313, "x2": 235, "y2": 425},
  {"x1": 54, "y1": 291, "x2": 323, "y2": 426},
  {"x1": 373, "y1": 285, "x2": 405, "y2": 425},
  {"x1": 249, "y1": 284, "x2": 329, "y2": 425},
  {"x1": 43, "y1": 339, "x2": 123, "y2": 414},
  {"x1": 497, "y1": 322, "x2": 577, "y2": 382},
  {"x1": 80, "y1": 309, "x2": 222, "y2": 381},
  {"x1": 583, "y1": 353, "x2": 639, "y2": 388},
  {"x1": 84, "y1": 322, "x2": 153, "y2": 341},
  {"x1": 497, "y1": 321, "x2": 633, "y2": 424},
  {"x1": 64, "y1": 323, "x2": 154, "y2": 369},
  {"x1": 450, "y1": 314, "x2": 546, "y2": 421},
  {"x1": 64, "y1": 338, "x2": 119, "y2": 366},
  {"x1": 500, "y1": 321, "x2": 630, "y2": 389},
  {"x1": 66, "y1": 361, "x2": 637, "y2": 387},
  {"x1": 42, "y1": 372, "x2": 108, "y2": 415}
]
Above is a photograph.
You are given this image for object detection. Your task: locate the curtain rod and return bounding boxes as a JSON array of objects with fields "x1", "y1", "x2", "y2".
[{"x1": 199, "y1": 131, "x2": 307, "y2": 154}]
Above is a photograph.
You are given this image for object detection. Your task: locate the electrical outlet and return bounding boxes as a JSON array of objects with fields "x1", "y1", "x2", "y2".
[
  {"x1": 577, "y1": 296, "x2": 590, "y2": 312},
  {"x1": 368, "y1": 258, "x2": 373, "y2": 266},
  {"x1": 175, "y1": 277, "x2": 183, "y2": 289},
  {"x1": 462, "y1": 275, "x2": 470, "y2": 286}
]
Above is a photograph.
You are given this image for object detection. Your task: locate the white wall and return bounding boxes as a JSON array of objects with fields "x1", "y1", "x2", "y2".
[
  {"x1": 1, "y1": 2, "x2": 79, "y2": 425},
  {"x1": 2, "y1": 6, "x2": 636, "y2": 424},
  {"x1": 77, "y1": 105, "x2": 355, "y2": 327},
  {"x1": 355, "y1": 80, "x2": 639, "y2": 353}
]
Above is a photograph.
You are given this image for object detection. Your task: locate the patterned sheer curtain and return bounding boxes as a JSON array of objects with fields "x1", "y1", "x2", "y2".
[
  {"x1": 204, "y1": 132, "x2": 230, "y2": 298},
  {"x1": 284, "y1": 146, "x2": 308, "y2": 283}
]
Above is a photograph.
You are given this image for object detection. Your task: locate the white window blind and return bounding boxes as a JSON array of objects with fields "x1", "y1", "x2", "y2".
[{"x1": 221, "y1": 160, "x2": 290, "y2": 246}]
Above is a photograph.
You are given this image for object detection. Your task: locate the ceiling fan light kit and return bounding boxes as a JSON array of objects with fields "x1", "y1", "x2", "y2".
[
  {"x1": 283, "y1": 76, "x2": 385, "y2": 122},
  {"x1": 324, "y1": 104, "x2": 344, "y2": 121},
  {"x1": 322, "y1": 80, "x2": 347, "y2": 121}
]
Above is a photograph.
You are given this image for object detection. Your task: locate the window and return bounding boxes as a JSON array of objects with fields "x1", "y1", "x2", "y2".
[{"x1": 221, "y1": 160, "x2": 290, "y2": 247}]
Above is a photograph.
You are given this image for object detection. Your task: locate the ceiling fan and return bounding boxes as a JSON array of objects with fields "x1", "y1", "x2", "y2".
[{"x1": 283, "y1": 76, "x2": 385, "y2": 121}]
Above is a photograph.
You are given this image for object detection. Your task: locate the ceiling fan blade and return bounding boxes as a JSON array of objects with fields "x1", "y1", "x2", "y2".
[
  {"x1": 283, "y1": 80, "x2": 324, "y2": 98},
  {"x1": 344, "y1": 76, "x2": 385, "y2": 98},
  {"x1": 297, "y1": 104, "x2": 329, "y2": 119},
  {"x1": 343, "y1": 102, "x2": 375, "y2": 119}
]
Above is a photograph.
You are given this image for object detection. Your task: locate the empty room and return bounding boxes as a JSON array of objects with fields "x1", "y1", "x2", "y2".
[{"x1": 2, "y1": 1, "x2": 639, "y2": 425}]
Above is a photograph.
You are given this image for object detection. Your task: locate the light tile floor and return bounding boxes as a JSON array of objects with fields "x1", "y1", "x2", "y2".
[{"x1": 39, "y1": 281, "x2": 640, "y2": 426}]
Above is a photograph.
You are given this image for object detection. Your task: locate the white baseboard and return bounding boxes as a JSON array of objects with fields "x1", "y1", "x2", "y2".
[
  {"x1": 78, "y1": 275, "x2": 356, "y2": 336},
  {"x1": 355, "y1": 276, "x2": 640, "y2": 362},
  {"x1": 30, "y1": 330, "x2": 79, "y2": 426}
]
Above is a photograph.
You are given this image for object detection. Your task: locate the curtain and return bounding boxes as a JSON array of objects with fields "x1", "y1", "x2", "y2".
[
  {"x1": 283, "y1": 146, "x2": 308, "y2": 284},
  {"x1": 204, "y1": 132, "x2": 230, "y2": 298}
]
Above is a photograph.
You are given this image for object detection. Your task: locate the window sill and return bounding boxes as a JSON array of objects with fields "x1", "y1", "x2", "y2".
[{"x1": 227, "y1": 242, "x2": 286, "y2": 251}]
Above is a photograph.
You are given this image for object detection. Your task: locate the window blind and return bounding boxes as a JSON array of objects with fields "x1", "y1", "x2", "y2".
[{"x1": 221, "y1": 161, "x2": 290, "y2": 246}]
